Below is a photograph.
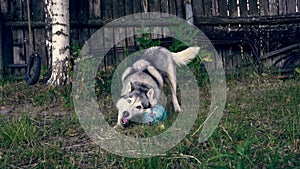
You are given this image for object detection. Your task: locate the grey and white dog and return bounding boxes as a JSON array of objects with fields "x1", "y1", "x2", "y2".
[{"x1": 114, "y1": 46, "x2": 200, "y2": 128}]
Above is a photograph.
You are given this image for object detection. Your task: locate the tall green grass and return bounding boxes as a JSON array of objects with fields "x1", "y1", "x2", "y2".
[{"x1": 0, "y1": 76, "x2": 299, "y2": 168}]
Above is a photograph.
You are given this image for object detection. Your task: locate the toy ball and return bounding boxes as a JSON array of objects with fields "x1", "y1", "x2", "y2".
[{"x1": 143, "y1": 104, "x2": 167, "y2": 125}]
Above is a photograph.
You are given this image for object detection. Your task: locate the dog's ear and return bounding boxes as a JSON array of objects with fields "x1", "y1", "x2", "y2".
[
  {"x1": 122, "y1": 82, "x2": 133, "y2": 95},
  {"x1": 146, "y1": 88, "x2": 154, "y2": 99}
]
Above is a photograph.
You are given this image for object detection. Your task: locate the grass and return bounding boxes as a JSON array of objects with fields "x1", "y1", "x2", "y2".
[{"x1": 0, "y1": 73, "x2": 299, "y2": 168}]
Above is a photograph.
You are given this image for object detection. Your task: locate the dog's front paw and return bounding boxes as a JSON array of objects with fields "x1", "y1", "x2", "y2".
[
  {"x1": 174, "y1": 106, "x2": 182, "y2": 112},
  {"x1": 114, "y1": 124, "x2": 124, "y2": 131}
]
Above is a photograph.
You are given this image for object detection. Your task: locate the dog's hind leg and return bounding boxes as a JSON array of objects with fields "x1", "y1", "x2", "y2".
[{"x1": 166, "y1": 66, "x2": 182, "y2": 112}]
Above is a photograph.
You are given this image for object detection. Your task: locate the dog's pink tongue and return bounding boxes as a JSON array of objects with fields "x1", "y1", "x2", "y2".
[{"x1": 122, "y1": 117, "x2": 128, "y2": 124}]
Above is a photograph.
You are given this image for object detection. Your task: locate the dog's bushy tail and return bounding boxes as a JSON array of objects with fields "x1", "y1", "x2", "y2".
[{"x1": 171, "y1": 47, "x2": 200, "y2": 66}]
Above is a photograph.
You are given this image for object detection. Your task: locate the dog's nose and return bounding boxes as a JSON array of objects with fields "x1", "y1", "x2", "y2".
[{"x1": 123, "y1": 111, "x2": 130, "y2": 118}]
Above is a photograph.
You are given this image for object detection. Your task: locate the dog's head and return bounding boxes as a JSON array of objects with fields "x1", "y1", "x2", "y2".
[{"x1": 116, "y1": 83, "x2": 157, "y2": 124}]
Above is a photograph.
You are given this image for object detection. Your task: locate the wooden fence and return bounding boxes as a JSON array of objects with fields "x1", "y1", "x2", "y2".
[{"x1": 1, "y1": 0, "x2": 300, "y2": 77}]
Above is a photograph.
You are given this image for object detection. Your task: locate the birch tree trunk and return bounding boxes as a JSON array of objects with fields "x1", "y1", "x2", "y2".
[{"x1": 45, "y1": 0, "x2": 70, "y2": 86}]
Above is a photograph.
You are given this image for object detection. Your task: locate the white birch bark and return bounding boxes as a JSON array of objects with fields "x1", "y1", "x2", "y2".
[{"x1": 46, "y1": 0, "x2": 70, "y2": 86}]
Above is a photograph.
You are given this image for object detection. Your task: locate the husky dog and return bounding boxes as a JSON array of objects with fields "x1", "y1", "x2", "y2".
[{"x1": 114, "y1": 46, "x2": 200, "y2": 128}]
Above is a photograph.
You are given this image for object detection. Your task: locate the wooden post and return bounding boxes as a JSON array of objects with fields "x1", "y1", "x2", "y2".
[{"x1": 185, "y1": 0, "x2": 194, "y2": 24}]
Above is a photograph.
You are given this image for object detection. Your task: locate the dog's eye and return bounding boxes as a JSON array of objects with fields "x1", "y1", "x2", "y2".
[
  {"x1": 127, "y1": 99, "x2": 131, "y2": 103},
  {"x1": 136, "y1": 105, "x2": 142, "y2": 110}
]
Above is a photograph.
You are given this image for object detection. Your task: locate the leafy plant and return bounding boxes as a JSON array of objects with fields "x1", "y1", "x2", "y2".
[
  {"x1": 295, "y1": 67, "x2": 300, "y2": 74},
  {"x1": 68, "y1": 41, "x2": 84, "y2": 80},
  {"x1": 95, "y1": 66, "x2": 115, "y2": 97},
  {"x1": 135, "y1": 32, "x2": 161, "y2": 49}
]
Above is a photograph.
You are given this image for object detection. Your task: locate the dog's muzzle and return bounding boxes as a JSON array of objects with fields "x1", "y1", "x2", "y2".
[{"x1": 121, "y1": 111, "x2": 130, "y2": 124}]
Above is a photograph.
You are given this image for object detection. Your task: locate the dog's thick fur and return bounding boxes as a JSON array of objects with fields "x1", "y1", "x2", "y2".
[{"x1": 115, "y1": 46, "x2": 200, "y2": 128}]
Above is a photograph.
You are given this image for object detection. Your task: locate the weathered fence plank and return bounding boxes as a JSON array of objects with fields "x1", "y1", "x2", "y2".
[
  {"x1": 279, "y1": 0, "x2": 287, "y2": 15},
  {"x1": 69, "y1": 0, "x2": 80, "y2": 58},
  {"x1": 211, "y1": 0, "x2": 219, "y2": 16},
  {"x1": 228, "y1": 0, "x2": 238, "y2": 17},
  {"x1": 224, "y1": 48, "x2": 233, "y2": 71},
  {"x1": 132, "y1": 0, "x2": 143, "y2": 19},
  {"x1": 113, "y1": 0, "x2": 126, "y2": 63},
  {"x1": 169, "y1": 0, "x2": 177, "y2": 16},
  {"x1": 176, "y1": 0, "x2": 185, "y2": 18},
  {"x1": 23, "y1": 0, "x2": 28, "y2": 21},
  {"x1": 113, "y1": 0, "x2": 125, "y2": 18},
  {"x1": 2, "y1": 0, "x2": 300, "y2": 76},
  {"x1": 0, "y1": 0, "x2": 9, "y2": 14},
  {"x1": 102, "y1": 0, "x2": 113, "y2": 20},
  {"x1": 12, "y1": 29, "x2": 24, "y2": 64},
  {"x1": 204, "y1": 0, "x2": 213, "y2": 16},
  {"x1": 218, "y1": 0, "x2": 228, "y2": 17},
  {"x1": 287, "y1": 0, "x2": 296, "y2": 14},
  {"x1": 192, "y1": 0, "x2": 205, "y2": 17},
  {"x1": 298, "y1": 0, "x2": 300, "y2": 13},
  {"x1": 75, "y1": 0, "x2": 90, "y2": 46},
  {"x1": 12, "y1": 0, "x2": 23, "y2": 20},
  {"x1": 79, "y1": 0, "x2": 89, "y2": 22},
  {"x1": 149, "y1": 0, "x2": 161, "y2": 13},
  {"x1": 86, "y1": 0, "x2": 102, "y2": 45},
  {"x1": 133, "y1": 0, "x2": 142, "y2": 13},
  {"x1": 161, "y1": 0, "x2": 169, "y2": 13},
  {"x1": 232, "y1": 46, "x2": 242, "y2": 69},
  {"x1": 34, "y1": 29, "x2": 47, "y2": 67},
  {"x1": 104, "y1": 27, "x2": 114, "y2": 65},
  {"x1": 239, "y1": 0, "x2": 248, "y2": 17},
  {"x1": 69, "y1": 0, "x2": 77, "y2": 21},
  {"x1": 126, "y1": 27, "x2": 135, "y2": 47},
  {"x1": 260, "y1": 0, "x2": 269, "y2": 16},
  {"x1": 89, "y1": 0, "x2": 101, "y2": 19},
  {"x1": 124, "y1": 0, "x2": 135, "y2": 50},
  {"x1": 249, "y1": 0, "x2": 259, "y2": 16},
  {"x1": 2, "y1": 26, "x2": 13, "y2": 67},
  {"x1": 124, "y1": 0, "x2": 133, "y2": 15},
  {"x1": 114, "y1": 27, "x2": 126, "y2": 63},
  {"x1": 269, "y1": 0, "x2": 278, "y2": 15}
]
